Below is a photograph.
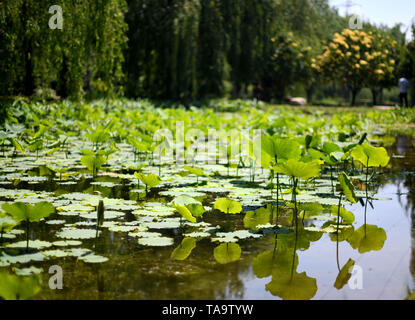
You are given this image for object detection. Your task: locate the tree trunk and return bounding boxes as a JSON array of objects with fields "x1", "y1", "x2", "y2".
[
  {"x1": 21, "y1": 2, "x2": 34, "y2": 96},
  {"x1": 58, "y1": 54, "x2": 68, "y2": 98},
  {"x1": 351, "y1": 89, "x2": 359, "y2": 106},
  {"x1": 306, "y1": 87, "x2": 313, "y2": 104},
  {"x1": 23, "y1": 36, "x2": 34, "y2": 96},
  {"x1": 371, "y1": 88, "x2": 377, "y2": 106}
]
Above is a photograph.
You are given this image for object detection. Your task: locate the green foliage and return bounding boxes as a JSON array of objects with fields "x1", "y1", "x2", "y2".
[
  {"x1": 334, "y1": 258, "x2": 355, "y2": 290},
  {"x1": 214, "y1": 198, "x2": 242, "y2": 214},
  {"x1": 338, "y1": 172, "x2": 357, "y2": 203},
  {"x1": 172, "y1": 195, "x2": 205, "y2": 223},
  {"x1": 81, "y1": 151, "x2": 107, "y2": 177},
  {"x1": 266, "y1": 271, "x2": 317, "y2": 300},
  {"x1": 184, "y1": 166, "x2": 205, "y2": 177},
  {"x1": 348, "y1": 225, "x2": 387, "y2": 253},
  {"x1": 351, "y1": 143, "x2": 390, "y2": 167},
  {"x1": 2, "y1": 202, "x2": 55, "y2": 222},
  {"x1": 134, "y1": 173, "x2": 162, "y2": 189},
  {"x1": 0, "y1": 215, "x2": 18, "y2": 234},
  {"x1": 171, "y1": 238, "x2": 197, "y2": 261},
  {"x1": 213, "y1": 243, "x2": 241, "y2": 264},
  {"x1": 0, "y1": 0, "x2": 127, "y2": 99},
  {"x1": 273, "y1": 159, "x2": 321, "y2": 180},
  {"x1": 330, "y1": 205, "x2": 355, "y2": 224},
  {"x1": 0, "y1": 273, "x2": 41, "y2": 300},
  {"x1": 260, "y1": 134, "x2": 302, "y2": 168}
]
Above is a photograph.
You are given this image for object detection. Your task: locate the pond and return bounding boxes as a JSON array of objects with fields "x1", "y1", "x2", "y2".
[{"x1": 1, "y1": 128, "x2": 414, "y2": 300}]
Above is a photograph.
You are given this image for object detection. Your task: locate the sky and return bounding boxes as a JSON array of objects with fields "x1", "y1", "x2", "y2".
[{"x1": 329, "y1": 0, "x2": 415, "y2": 40}]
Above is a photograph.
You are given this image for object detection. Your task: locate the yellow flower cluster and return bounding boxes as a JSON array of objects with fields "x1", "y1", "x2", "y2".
[{"x1": 315, "y1": 28, "x2": 398, "y2": 86}]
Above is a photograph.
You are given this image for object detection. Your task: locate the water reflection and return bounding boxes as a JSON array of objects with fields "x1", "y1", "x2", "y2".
[{"x1": 1, "y1": 136, "x2": 415, "y2": 300}]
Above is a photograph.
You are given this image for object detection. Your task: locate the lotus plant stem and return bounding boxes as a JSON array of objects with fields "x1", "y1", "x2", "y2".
[
  {"x1": 26, "y1": 219, "x2": 30, "y2": 252},
  {"x1": 365, "y1": 158, "x2": 369, "y2": 198},
  {"x1": 336, "y1": 193, "x2": 342, "y2": 272},
  {"x1": 292, "y1": 178, "x2": 299, "y2": 229},
  {"x1": 275, "y1": 173, "x2": 280, "y2": 225},
  {"x1": 364, "y1": 158, "x2": 369, "y2": 234},
  {"x1": 271, "y1": 234, "x2": 278, "y2": 260},
  {"x1": 290, "y1": 221, "x2": 298, "y2": 281},
  {"x1": 302, "y1": 210, "x2": 306, "y2": 227}
]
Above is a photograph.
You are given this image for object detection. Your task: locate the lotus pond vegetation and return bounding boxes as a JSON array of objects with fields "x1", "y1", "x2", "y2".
[{"x1": 1, "y1": 99, "x2": 415, "y2": 300}]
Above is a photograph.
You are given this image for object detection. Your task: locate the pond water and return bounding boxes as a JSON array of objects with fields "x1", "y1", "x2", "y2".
[{"x1": 1, "y1": 136, "x2": 415, "y2": 300}]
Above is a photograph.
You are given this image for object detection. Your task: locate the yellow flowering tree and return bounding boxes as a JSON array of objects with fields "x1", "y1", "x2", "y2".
[
  {"x1": 316, "y1": 29, "x2": 396, "y2": 106},
  {"x1": 364, "y1": 32, "x2": 399, "y2": 105}
]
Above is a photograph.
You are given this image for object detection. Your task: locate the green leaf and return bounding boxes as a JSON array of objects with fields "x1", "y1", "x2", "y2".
[
  {"x1": 172, "y1": 195, "x2": 205, "y2": 222},
  {"x1": 1, "y1": 202, "x2": 55, "y2": 222},
  {"x1": 273, "y1": 159, "x2": 321, "y2": 180},
  {"x1": 259, "y1": 135, "x2": 301, "y2": 168},
  {"x1": 0, "y1": 273, "x2": 41, "y2": 300},
  {"x1": 175, "y1": 206, "x2": 196, "y2": 223},
  {"x1": 213, "y1": 243, "x2": 241, "y2": 264},
  {"x1": 334, "y1": 258, "x2": 355, "y2": 290},
  {"x1": 323, "y1": 142, "x2": 342, "y2": 154},
  {"x1": 11, "y1": 138, "x2": 25, "y2": 154},
  {"x1": 214, "y1": 198, "x2": 242, "y2": 214},
  {"x1": 80, "y1": 154, "x2": 106, "y2": 173},
  {"x1": 243, "y1": 207, "x2": 273, "y2": 230},
  {"x1": 0, "y1": 215, "x2": 18, "y2": 233},
  {"x1": 171, "y1": 238, "x2": 197, "y2": 261},
  {"x1": 351, "y1": 143, "x2": 390, "y2": 167},
  {"x1": 330, "y1": 206, "x2": 355, "y2": 224},
  {"x1": 252, "y1": 248, "x2": 298, "y2": 279},
  {"x1": 265, "y1": 271, "x2": 317, "y2": 300},
  {"x1": 348, "y1": 225, "x2": 387, "y2": 253},
  {"x1": 134, "y1": 173, "x2": 162, "y2": 188},
  {"x1": 184, "y1": 166, "x2": 205, "y2": 177},
  {"x1": 338, "y1": 172, "x2": 357, "y2": 203}
]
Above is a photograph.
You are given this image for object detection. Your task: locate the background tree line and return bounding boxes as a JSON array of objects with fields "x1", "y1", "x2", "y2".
[{"x1": 0, "y1": 0, "x2": 414, "y2": 104}]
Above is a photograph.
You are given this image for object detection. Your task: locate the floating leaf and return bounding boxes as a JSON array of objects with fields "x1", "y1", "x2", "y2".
[
  {"x1": 0, "y1": 273, "x2": 41, "y2": 300},
  {"x1": 348, "y1": 225, "x2": 387, "y2": 253},
  {"x1": 79, "y1": 254, "x2": 109, "y2": 264},
  {"x1": 334, "y1": 258, "x2": 355, "y2": 290},
  {"x1": 266, "y1": 271, "x2": 317, "y2": 300},
  {"x1": 213, "y1": 243, "x2": 241, "y2": 264},
  {"x1": 171, "y1": 238, "x2": 197, "y2": 261},
  {"x1": 138, "y1": 236, "x2": 174, "y2": 247},
  {"x1": 213, "y1": 198, "x2": 242, "y2": 214},
  {"x1": 56, "y1": 228, "x2": 99, "y2": 239}
]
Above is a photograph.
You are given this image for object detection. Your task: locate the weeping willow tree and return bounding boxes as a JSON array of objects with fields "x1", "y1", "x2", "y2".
[{"x1": 0, "y1": 0, "x2": 127, "y2": 99}]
